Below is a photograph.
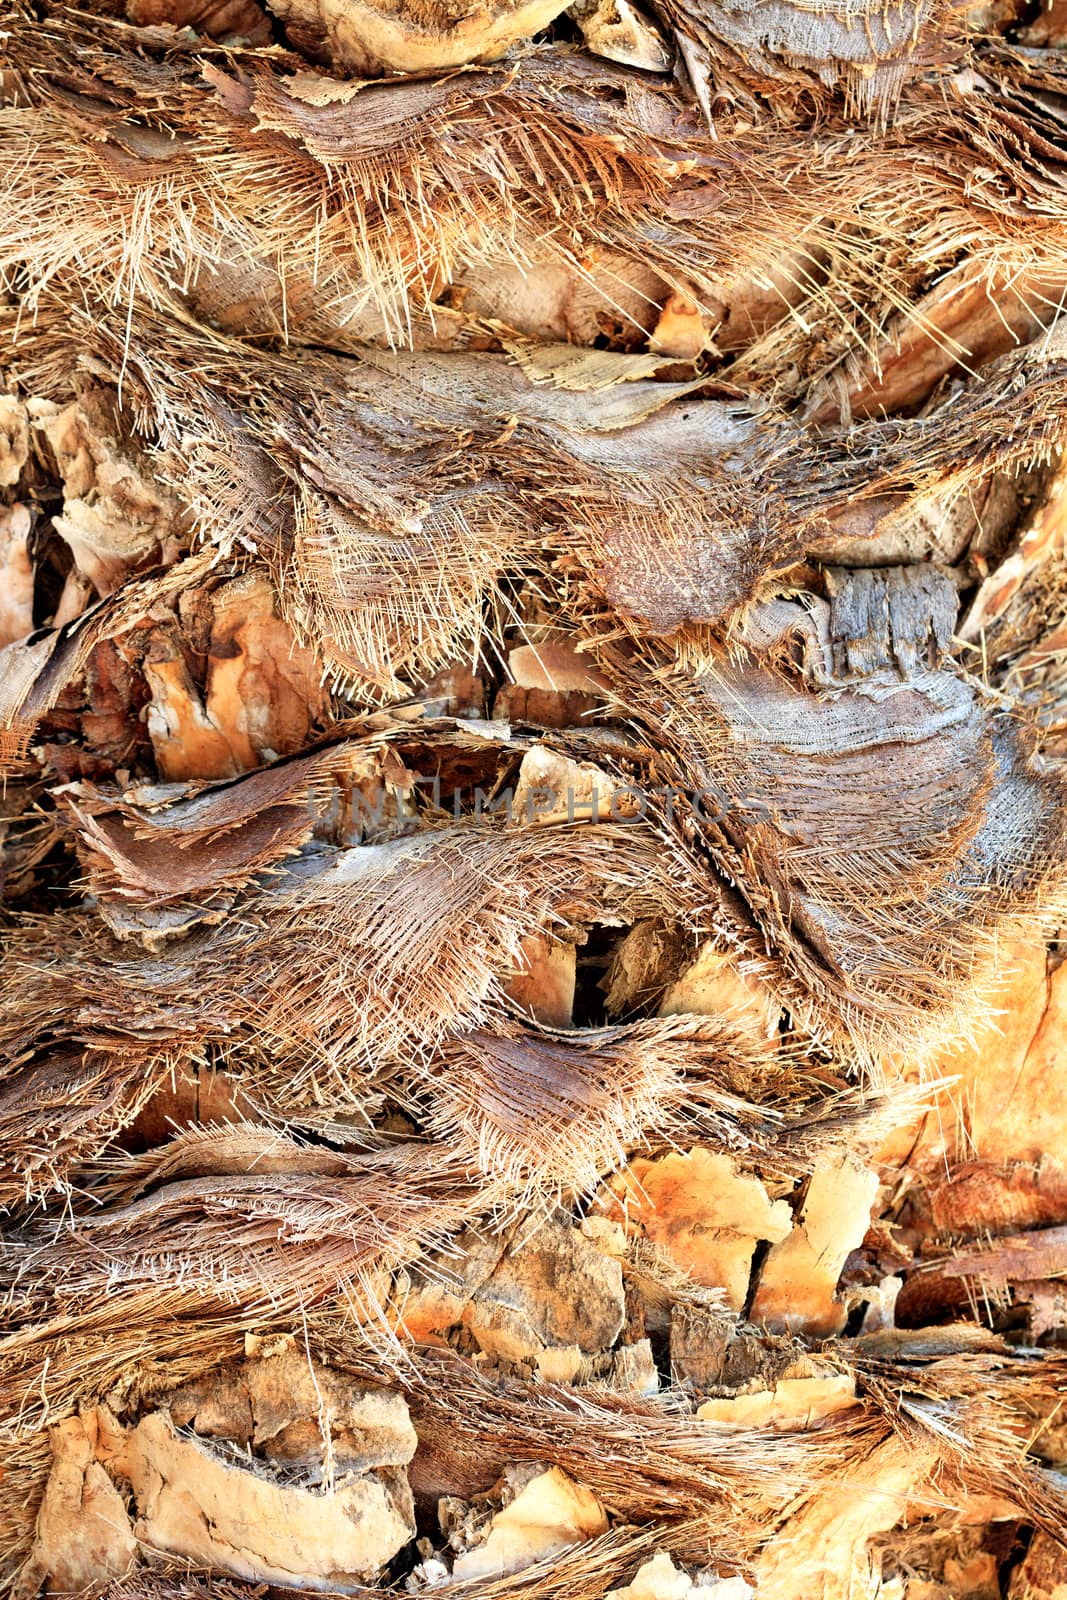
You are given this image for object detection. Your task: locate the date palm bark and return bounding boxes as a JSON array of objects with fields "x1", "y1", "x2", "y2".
[{"x1": 3, "y1": 1, "x2": 1067, "y2": 1597}]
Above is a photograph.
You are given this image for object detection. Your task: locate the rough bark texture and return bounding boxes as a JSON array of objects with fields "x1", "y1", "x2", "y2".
[{"x1": 3, "y1": 0, "x2": 1067, "y2": 1597}]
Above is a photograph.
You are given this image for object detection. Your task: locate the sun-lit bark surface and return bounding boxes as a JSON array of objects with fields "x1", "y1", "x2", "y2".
[{"x1": 4, "y1": 0, "x2": 1067, "y2": 1595}]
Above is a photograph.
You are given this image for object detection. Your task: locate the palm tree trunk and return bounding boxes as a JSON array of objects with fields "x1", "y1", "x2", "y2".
[{"x1": 3, "y1": 3, "x2": 1067, "y2": 1597}]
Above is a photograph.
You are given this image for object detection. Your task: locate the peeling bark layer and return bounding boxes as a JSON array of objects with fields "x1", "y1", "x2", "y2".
[{"x1": 4, "y1": 1, "x2": 1067, "y2": 1598}]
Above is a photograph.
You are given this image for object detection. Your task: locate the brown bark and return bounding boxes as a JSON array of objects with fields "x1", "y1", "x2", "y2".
[{"x1": 4, "y1": 2, "x2": 1067, "y2": 1598}]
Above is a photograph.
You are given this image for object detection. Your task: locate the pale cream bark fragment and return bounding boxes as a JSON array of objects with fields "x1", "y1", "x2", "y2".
[
  {"x1": 450, "y1": 1464, "x2": 608, "y2": 1582},
  {"x1": 750, "y1": 1156, "x2": 879, "y2": 1337}
]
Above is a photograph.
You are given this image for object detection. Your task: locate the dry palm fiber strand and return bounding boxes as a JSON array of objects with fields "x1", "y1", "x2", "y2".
[
  {"x1": 0, "y1": 822, "x2": 682, "y2": 1133},
  {"x1": 4, "y1": 13, "x2": 1067, "y2": 392},
  {"x1": 4, "y1": 301, "x2": 1067, "y2": 719},
  {"x1": 1, "y1": 1144, "x2": 490, "y2": 1310},
  {"x1": 0, "y1": 1061, "x2": 889, "y2": 1339},
  {"x1": 424, "y1": 1018, "x2": 918, "y2": 1201},
  {"x1": 601, "y1": 642, "x2": 1067, "y2": 1057},
  {"x1": 8, "y1": 1, "x2": 1067, "y2": 1598}
]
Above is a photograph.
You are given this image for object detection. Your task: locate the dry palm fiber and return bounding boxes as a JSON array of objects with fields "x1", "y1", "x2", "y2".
[
  {"x1": 5, "y1": 300, "x2": 1067, "y2": 720},
  {"x1": 18, "y1": 602, "x2": 1067, "y2": 1068},
  {"x1": 0, "y1": 787, "x2": 912, "y2": 1209},
  {"x1": 601, "y1": 642, "x2": 1067, "y2": 1057},
  {"x1": 367, "y1": 1343, "x2": 1067, "y2": 1550},
  {"x1": 6, "y1": 310, "x2": 1067, "y2": 1062},
  {"x1": 425, "y1": 1018, "x2": 919, "y2": 1201},
  {"x1": 7, "y1": 1, "x2": 1067, "y2": 1597},
  {"x1": 4, "y1": 1279, "x2": 1064, "y2": 1585},
  {"x1": 62, "y1": 737, "x2": 396, "y2": 908},
  {"x1": 0, "y1": 822, "x2": 682, "y2": 1131},
  {"x1": 8, "y1": 1532, "x2": 719, "y2": 1600},
  {"x1": 4, "y1": 13, "x2": 1067, "y2": 393}
]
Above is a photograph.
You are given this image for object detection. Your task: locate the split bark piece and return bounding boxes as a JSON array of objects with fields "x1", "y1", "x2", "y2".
[
  {"x1": 461, "y1": 1214, "x2": 626, "y2": 1368},
  {"x1": 0, "y1": 395, "x2": 29, "y2": 489},
  {"x1": 502, "y1": 933, "x2": 577, "y2": 1027},
  {"x1": 604, "y1": 918, "x2": 691, "y2": 1019},
  {"x1": 803, "y1": 264, "x2": 1067, "y2": 426},
  {"x1": 605, "y1": 1148, "x2": 793, "y2": 1309},
  {"x1": 650, "y1": 293, "x2": 714, "y2": 360},
  {"x1": 512, "y1": 745, "x2": 633, "y2": 826},
  {"x1": 1007, "y1": 1530, "x2": 1067, "y2": 1599},
  {"x1": 750, "y1": 1157, "x2": 879, "y2": 1337},
  {"x1": 493, "y1": 643, "x2": 608, "y2": 731},
  {"x1": 880, "y1": 942, "x2": 1067, "y2": 1181},
  {"x1": 125, "y1": 0, "x2": 274, "y2": 40},
  {"x1": 388, "y1": 1226, "x2": 508, "y2": 1346},
  {"x1": 811, "y1": 472, "x2": 1025, "y2": 573},
  {"x1": 755, "y1": 1437, "x2": 939, "y2": 1600},
  {"x1": 447, "y1": 1463, "x2": 608, "y2": 1582},
  {"x1": 959, "y1": 465, "x2": 1067, "y2": 646},
  {"x1": 448, "y1": 252, "x2": 667, "y2": 348},
  {"x1": 569, "y1": 0, "x2": 672, "y2": 69},
  {"x1": 127, "y1": 1059, "x2": 252, "y2": 1143},
  {"x1": 606, "y1": 1552, "x2": 753, "y2": 1599},
  {"x1": 0, "y1": 550, "x2": 214, "y2": 769},
  {"x1": 0, "y1": 504, "x2": 34, "y2": 649},
  {"x1": 660, "y1": 942, "x2": 781, "y2": 1045},
  {"x1": 823, "y1": 565, "x2": 958, "y2": 680},
  {"x1": 165, "y1": 1346, "x2": 418, "y2": 1481},
  {"x1": 388, "y1": 1214, "x2": 632, "y2": 1380},
  {"x1": 696, "y1": 1357, "x2": 858, "y2": 1430},
  {"x1": 145, "y1": 574, "x2": 326, "y2": 782},
  {"x1": 23, "y1": 1414, "x2": 137, "y2": 1596},
  {"x1": 31, "y1": 389, "x2": 182, "y2": 597},
  {"x1": 117, "y1": 1410, "x2": 415, "y2": 1587}
]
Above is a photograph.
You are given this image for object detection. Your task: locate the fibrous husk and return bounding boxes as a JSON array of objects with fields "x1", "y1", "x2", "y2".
[
  {"x1": 9, "y1": 5, "x2": 1067, "y2": 1599},
  {"x1": 9, "y1": 14, "x2": 1067, "y2": 408},
  {"x1": 614, "y1": 645, "x2": 1067, "y2": 1057}
]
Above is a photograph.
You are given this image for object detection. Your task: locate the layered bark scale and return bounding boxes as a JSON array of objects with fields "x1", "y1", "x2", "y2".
[{"x1": 3, "y1": 1, "x2": 1067, "y2": 1598}]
